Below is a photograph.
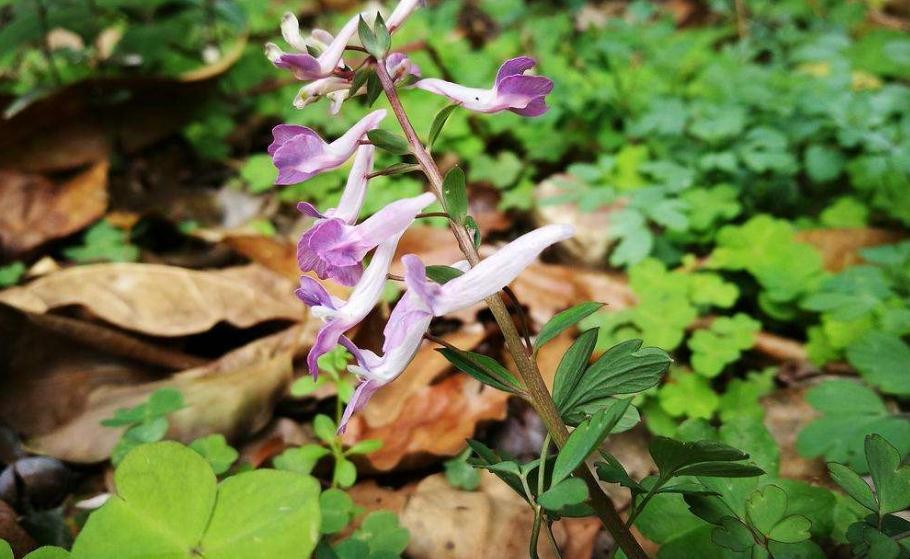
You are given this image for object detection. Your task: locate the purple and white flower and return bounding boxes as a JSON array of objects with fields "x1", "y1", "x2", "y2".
[
  {"x1": 299, "y1": 232, "x2": 402, "y2": 378},
  {"x1": 336, "y1": 224, "x2": 574, "y2": 431},
  {"x1": 297, "y1": 191, "x2": 436, "y2": 285},
  {"x1": 269, "y1": 109, "x2": 385, "y2": 185},
  {"x1": 414, "y1": 56, "x2": 553, "y2": 116},
  {"x1": 387, "y1": 0, "x2": 426, "y2": 32},
  {"x1": 266, "y1": 13, "x2": 360, "y2": 81}
]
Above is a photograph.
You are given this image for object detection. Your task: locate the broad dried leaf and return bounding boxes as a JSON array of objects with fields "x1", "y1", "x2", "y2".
[
  {"x1": 350, "y1": 473, "x2": 599, "y2": 559},
  {"x1": 0, "y1": 263, "x2": 305, "y2": 337},
  {"x1": 25, "y1": 325, "x2": 310, "y2": 462},
  {"x1": 0, "y1": 161, "x2": 108, "y2": 257}
]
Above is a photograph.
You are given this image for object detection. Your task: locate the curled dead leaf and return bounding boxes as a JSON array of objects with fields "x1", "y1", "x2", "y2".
[
  {"x1": 0, "y1": 161, "x2": 108, "y2": 257},
  {"x1": 25, "y1": 324, "x2": 311, "y2": 463},
  {"x1": 0, "y1": 263, "x2": 305, "y2": 337}
]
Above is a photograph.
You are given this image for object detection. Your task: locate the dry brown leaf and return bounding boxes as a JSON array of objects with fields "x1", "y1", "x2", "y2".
[
  {"x1": 0, "y1": 161, "x2": 108, "y2": 257},
  {"x1": 534, "y1": 173, "x2": 622, "y2": 266},
  {"x1": 762, "y1": 386, "x2": 829, "y2": 484},
  {"x1": 399, "y1": 473, "x2": 599, "y2": 559},
  {"x1": 24, "y1": 324, "x2": 311, "y2": 463},
  {"x1": 340, "y1": 328, "x2": 507, "y2": 471},
  {"x1": 796, "y1": 228, "x2": 905, "y2": 272},
  {"x1": 0, "y1": 263, "x2": 305, "y2": 337}
]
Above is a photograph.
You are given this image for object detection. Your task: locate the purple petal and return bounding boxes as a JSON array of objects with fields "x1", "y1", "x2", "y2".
[
  {"x1": 338, "y1": 379, "x2": 383, "y2": 433},
  {"x1": 496, "y1": 74, "x2": 554, "y2": 99},
  {"x1": 297, "y1": 218, "x2": 365, "y2": 286},
  {"x1": 274, "y1": 53, "x2": 323, "y2": 81},
  {"x1": 269, "y1": 124, "x2": 320, "y2": 155},
  {"x1": 307, "y1": 320, "x2": 349, "y2": 378},
  {"x1": 401, "y1": 254, "x2": 440, "y2": 310},
  {"x1": 495, "y1": 56, "x2": 537, "y2": 85},
  {"x1": 510, "y1": 96, "x2": 550, "y2": 117},
  {"x1": 332, "y1": 144, "x2": 375, "y2": 224},
  {"x1": 296, "y1": 276, "x2": 336, "y2": 308},
  {"x1": 297, "y1": 202, "x2": 327, "y2": 219},
  {"x1": 354, "y1": 192, "x2": 436, "y2": 241}
]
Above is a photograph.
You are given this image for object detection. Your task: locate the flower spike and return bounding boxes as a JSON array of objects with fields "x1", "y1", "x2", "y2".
[{"x1": 266, "y1": 13, "x2": 361, "y2": 81}]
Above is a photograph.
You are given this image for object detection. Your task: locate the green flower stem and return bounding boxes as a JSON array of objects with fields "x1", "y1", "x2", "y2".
[{"x1": 375, "y1": 59, "x2": 648, "y2": 559}]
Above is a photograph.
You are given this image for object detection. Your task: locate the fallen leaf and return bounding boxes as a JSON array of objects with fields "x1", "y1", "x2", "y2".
[
  {"x1": 0, "y1": 500, "x2": 36, "y2": 557},
  {"x1": 534, "y1": 174, "x2": 623, "y2": 266},
  {"x1": 399, "y1": 473, "x2": 599, "y2": 559},
  {"x1": 762, "y1": 386, "x2": 830, "y2": 484},
  {"x1": 0, "y1": 161, "x2": 109, "y2": 257},
  {"x1": 0, "y1": 263, "x2": 305, "y2": 337},
  {"x1": 340, "y1": 328, "x2": 508, "y2": 471},
  {"x1": 24, "y1": 324, "x2": 311, "y2": 463},
  {"x1": 796, "y1": 228, "x2": 905, "y2": 272}
]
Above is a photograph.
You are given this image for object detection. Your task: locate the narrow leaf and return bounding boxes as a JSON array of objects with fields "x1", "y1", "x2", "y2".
[
  {"x1": 535, "y1": 302, "x2": 604, "y2": 351},
  {"x1": 552, "y1": 328, "x2": 598, "y2": 413},
  {"x1": 374, "y1": 163, "x2": 420, "y2": 177},
  {"x1": 357, "y1": 16, "x2": 377, "y2": 56},
  {"x1": 367, "y1": 129, "x2": 411, "y2": 155},
  {"x1": 551, "y1": 400, "x2": 631, "y2": 485},
  {"x1": 675, "y1": 462, "x2": 765, "y2": 478},
  {"x1": 443, "y1": 166, "x2": 468, "y2": 223},
  {"x1": 425, "y1": 265, "x2": 465, "y2": 284},
  {"x1": 365, "y1": 72, "x2": 382, "y2": 107},
  {"x1": 349, "y1": 67, "x2": 370, "y2": 97},
  {"x1": 438, "y1": 348, "x2": 522, "y2": 394},
  {"x1": 428, "y1": 104, "x2": 458, "y2": 148}
]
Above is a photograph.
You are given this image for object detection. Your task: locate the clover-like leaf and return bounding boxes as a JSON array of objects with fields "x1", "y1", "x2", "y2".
[{"x1": 866, "y1": 434, "x2": 910, "y2": 515}]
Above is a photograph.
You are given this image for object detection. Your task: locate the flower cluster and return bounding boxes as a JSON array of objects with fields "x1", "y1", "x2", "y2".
[{"x1": 267, "y1": 0, "x2": 564, "y2": 431}]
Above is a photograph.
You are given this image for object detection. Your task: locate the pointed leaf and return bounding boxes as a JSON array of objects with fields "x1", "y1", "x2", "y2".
[
  {"x1": 535, "y1": 303, "x2": 604, "y2": 351},
  {"x1": 367, "y1": 129, "x2": 410, "y2": 155},
  {"x1": 828, "y1": 462, "x2": 877, "y2": 512},
  {"x1": 437, "y1": 348, "x2": 522, "y2": 394},
  {"x1": 538, "y1": 478, "x2": 589, "y2": 512},
  {"x1": 425, "y1": 265, "x2": 464, "y2": 285},
  {"x1": 428, "y1": 104, "x2": 458, "y2": 148},
  {"x1": 675, "y1": 462, "x2": 764, "y2": 478},
  {"x1": 552, "y1": 328, "x2": 598, "y2": 413},
  {"x1": 442, "y1": 166, "x2": 467, "y2": 224},
  {"x1": 551, "y1": 400, "x2": 631, "y2": 485}
]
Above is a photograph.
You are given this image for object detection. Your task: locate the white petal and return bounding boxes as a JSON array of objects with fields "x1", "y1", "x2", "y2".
[{"x1": 280, "y1": 13, "x2": 309, "y2": 52}]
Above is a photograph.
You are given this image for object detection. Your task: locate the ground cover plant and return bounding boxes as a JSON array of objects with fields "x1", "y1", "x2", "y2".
[{"x1": 0, "y1": 0, "x2": 909, "y2": 557}]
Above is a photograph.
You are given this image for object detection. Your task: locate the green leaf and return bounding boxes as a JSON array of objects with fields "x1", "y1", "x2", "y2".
[
  {"x1": 551, "y1": 400, "x2": 631, "y2": 485},
  {"x1": 674, "y1": 462, "x2": 765, "y2": 478},
  {"x1": 650, "y1": 437, "x2": 750, "y2": 478},
  {"x1": 688, "y1": 314, "x2": 760, "y2": 378},
  {"x1": 444, "y1": 448, "x2": 480, "y2": 491},
  {"x1": 74, "y1": 448, "x2": 317, "y2": 559},
  {"x1": 348, "y1": 511, "x2": 409, "y2": 557},
  {"x1": 846, "y1": 332, "x2": 910, "y2": 396},
  {"x1": 333, "y1": 457, "x2": 358, "y2": 488},
  {"x1": 365, "y1": 72, "x2": 382, "y2": 107},
  {"x1": 239, "y1": 154, "x2": 278, "y2": 193},
  {"x1": 768, "y1": 515, "x2": 812, "y2": 544},
  {"x1": 24, "y1": 547, "x2": 70, "y2": 559},
  {"x1": 198, "y1": 469, "x2": 321, "y2": 558},
  {"x1": 828, "y1": 462, "x2": 877, "y2": 512},
  {"x1": 552, "y1": 328, "x2": 599, "y2": 413},
  {"x1": 367, "y1": 129, "x2": 410, "y2": 155},
  {"x1": 319, "y1": 488, "x2": 354, "y2": 534},
  {"x1": 0, "y1": 261, "x2": 25, "y2": 287},
  {"x1": 313, "y1": 414, "x2": 338, "y2": 443},
  {"x1": 865, "y1": 434, "x2": 910, "y2": 515},
  {"x1": 797, "y1": 380, "x2": 910, "y2": 473},
  {"x1": 442, "y1": 166, "x2": 467, "y2": 224},
  {"x1": 746, "y1": 485, "x2": 789, "y2": 535},
  {"x1": 374, "y1": 163, "x2": 421, "y2": 177},
  {"x1": 346, "y1": 439, "x2": 382, "y2": 456},
  {"x1": 658, "y1": 369, "x2": 719, "y2": 420},
  {"x1": 63, "y1": 220, "x2": 139, "y2": 264},
  {"x1": 804, "y1": 144, "x2": 844, "y2": 183},
  {"x1": 538, "y1": 478, "x2": 589, "y2": 512},
  {"x1": 349, "y1": 67, "x2": 371, "y2": 98},
  {"x1": 711, "y1": 516, "x2": 754, "y2": 552},
  {"x1": 189, "y1": 435, "x2": 238, "y2": 475},
  {"x1": 273, "y1": 444, "x2": 330, "y2": 475},
  {"x1": 0, "y1": 540, "x2": 11, "y2": 559},
  {"x1": 535, "y1": 303, "x2": 605, "y2": 352},
  {"x1": 358, "y1": 15, "x2": 389, "y2": 59},
  {"x1": 560, "y1": 339, "x2": 670, "y2": 416},
  {"x1": 437, "y1": 347, "x2": 522, "y2": 394},
  {"x1": 425, "y1": 265, "x2": 464, "y2": 284},
  {"x1": 428, "y1": 104, "x2": 458, "y2": 148}
]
